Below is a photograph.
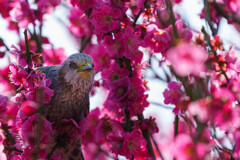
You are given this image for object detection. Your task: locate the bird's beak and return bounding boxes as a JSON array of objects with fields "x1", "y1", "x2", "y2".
[{"x1": 78, "y1": 64, "x2": 93, "y2": 72}]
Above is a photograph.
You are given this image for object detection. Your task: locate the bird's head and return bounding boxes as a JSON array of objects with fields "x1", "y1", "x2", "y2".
[{"x1": 59, "y1": 53, "x2": 94, "y2": 88}]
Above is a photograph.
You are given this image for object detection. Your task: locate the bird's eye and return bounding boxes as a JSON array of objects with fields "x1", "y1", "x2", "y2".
[{"x1": 69, "y1": 61, "x2": 78, "y2": 69}]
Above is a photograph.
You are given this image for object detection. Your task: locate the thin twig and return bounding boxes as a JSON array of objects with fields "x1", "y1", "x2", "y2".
[
  {"x1": 23, "y1": 29, "x2": 31, "y2": 65},
  {"x1": 138, "y1": 114, "x2": 156, "y2": 159},
  {"x1": 47, "y1": 143, "x2": 59, "y2": 159},
  {"x1": 204, "y1": 0, "x2": 217, "y2": 36},
  {"x1": 201, "y1": 27, "x2": 229, "y2": 83},
  {"x1": 149, "y1": 101, "x2": 173, "y2": 110},
  {"x1": 80, "y1": 36, "x2": 91, "y2": 53},
  {"x1": 2, "y1": 124, "x2": 15, "y2": 144},
  {"x1": 165, "y1": 0, "x2": 179, "y2": 40},
  {"x1": 151, "y1": 135, "x2": 165, "y2": 160},
  {"x1": 4, "y1": 146, "x2": 23, "y2": 153}
]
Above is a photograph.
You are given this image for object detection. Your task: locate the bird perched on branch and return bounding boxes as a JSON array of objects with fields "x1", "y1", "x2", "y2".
[{"x1": 37, "y1": 53, "x2": 94, "y2": 160}]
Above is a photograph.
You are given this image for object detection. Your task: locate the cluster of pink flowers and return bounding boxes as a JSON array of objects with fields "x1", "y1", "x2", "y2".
[{"x1": 1, "y1": 0, "x2": 240, "y2": 160}]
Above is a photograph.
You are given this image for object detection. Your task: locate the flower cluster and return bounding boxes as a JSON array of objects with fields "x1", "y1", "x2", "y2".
[{"x1": 1, "y1": 0, "x2": 240, "y2": 160}]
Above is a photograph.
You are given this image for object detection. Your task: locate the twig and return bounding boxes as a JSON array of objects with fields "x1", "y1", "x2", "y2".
[
  {"x1": 133, "y1": 8, "x2": 143, "y2": 27},
  {"x1": 47, "y1": 143, "x2": 59, "y2": 159},
  {"x1": 2, "y1": 124, "x2": 15, "y2": 144},
  {"x1": 4, "y1": 146, "x2": 23, "y2": 153},
  {"x1": 165, "y1": 0, "x2": 179, "y2": 40},
  {"x1": 33, "y1": 89, "x2": 44, "y2": 160},
  {"x1": 149, "y1": 101, "x2": 173, "y2": 110},
  {"x1": 0, "y1": 38, "x2": 10, "y2": 51},
  {"x1": 138, "y1": 114, "x2": 156, "y2": 159},
  {"x1": 212, "y1": 1, "x2": 240, "y2": 25},
  {"x1": 204, "y1": 0, "x2": 217, "y2": 36},
  {"x1": 201, "y1": 27, "x2": 229, "y2": 83},
  {"x1": 80, "y1": 36, "x2": 91, "y2": 53},
  {"x1": 97, "y1": 144, "x2": 118, "y2": 160},
  {"x1": 174, "y1": 115, "x2": 179, "y2": 138},
  {"x1": 151, "y1": 135, "x2": 165, "y2": 160},
  {"x1": 23, "y1": 29, "x2": 31, "y2": 65}
]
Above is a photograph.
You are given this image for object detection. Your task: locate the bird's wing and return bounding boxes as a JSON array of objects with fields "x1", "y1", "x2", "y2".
[{"x1": 36, "y1": 65, "x2": 59, "y2": 82}]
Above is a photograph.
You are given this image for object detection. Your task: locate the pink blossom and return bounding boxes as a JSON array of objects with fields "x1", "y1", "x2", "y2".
[
  {"x1": 188, "y1": 97, "x2": 212, "y2": 122},
  {"x1": 128, "y1": 76, "x2": 145, "y2": 100},
  {"x1": 10, "y1": 45, "x2": 27, "y2": 68},
  {"x1": 102, "y1": 33, "x2": 125, "y2": 58},
  {"x1": 68, "y1": 0, "x2": 97, "y2": 11},
  {"x1": 20, "y1": 100, "x2": 38, "y2": 116},
  {"x1": 163, "y1": 81, "x2": 182, "y2": 105},
  {"x1": 13, "y1": 1, "x2": 36, "y2": 28},
  {"x1": 101, "y1": 62, "x2": 129, "y2": 84},
  {"x1": 21, "y1": 114, "x2": 52, "y2": 145},
  {"x1": 0, "y1": 66, "x2": 16, "y2": 94},
  {"x1": 165, "y1": 20, "x2": 193, "y2": 43},
  {"x1": 25, "y1": 77, "x2": 54, "y2": 104},
  {"x1": 129, "y1": 95, "x2": 149, "y2": 116},
  {"x1": 103, "y1": 100, "x2": 124, "y2": 119},
  {"x1": 233, "y1": 131, "x2": 240, "y2": 158},
  {"x1": 107, "y1": 134, "x2": 124, "y2": 158},
  {"x1": 143, "y1": 24, "x2": 171, "y2": 54},
  {"x1": 107, "y1": 76, "x2": 130, "y2": 101},
  {"x1": 22, "y1": 147, "x2": 47, "y2": 160},
  {"x1": 166, "y1": 43, "x2": 208, "y2": 76},
  {"x1": 122, "y1": 129, "x2": 148, "y2": 159},
  {"x1": 0, "y1": 95, "x2": 8, "y2": 119},
  {"x1": 212, "y1": 88, "x2": 238, "y2": 130},
  {"x1": 89, "y1": 45, "x2": 111, "y2": 72},
  {"x1": 140, "y1": 117, "x2": 159, "y2": 134},
  {"x1": 92, "y1": 5, "x2": 121, "y2": 34},
  {"x1": 43, "y1": 48, "x2": 67, "y2": 65},
  {"x1": 82, "y1": 108, "x2": 100, "y2": 144},
  {"x1": 173, "y1": 134, "x2": 207, "y2": 160},
  {"x1": 9, "y1": 64, "x2": 28, "y2": 86},
  {"x1": 95, "y1": 117, "x2": 124, "y2": 142},
  {"x1": 49, "y1": 154, "x2": 61, "y2": 160},
  {"x1": 200, "y1": 4, "x2": 221, "y2": 25},
  {"x1": 122, "y1": 27, "x2": 143, "y2": 63},
  {"x1": 68, "y1": 8, "x2": 92, "y2": 37},
  {"x1": 0, "y1": 0, "x2": 13, "y2": 19},
  {"x1": 226, "y1": 0, "x2": 240, "y2": 15},
  {"x1": 57, "y1": 119, "x2": 83, "y2": 144}
]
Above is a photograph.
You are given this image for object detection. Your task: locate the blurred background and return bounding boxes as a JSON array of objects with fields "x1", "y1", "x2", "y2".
[{"x1": 1, "y1": 0, "x2": 240, "y2": 159}]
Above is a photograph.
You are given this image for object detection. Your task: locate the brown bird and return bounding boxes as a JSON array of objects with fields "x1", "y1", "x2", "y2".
[{"x1": 37, "y1": 53, "x2": 94, "y2": 160}]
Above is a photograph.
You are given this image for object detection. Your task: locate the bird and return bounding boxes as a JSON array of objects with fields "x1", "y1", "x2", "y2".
[{"x1": 37, "y1": 53, "x2": 94, "y2": 160}]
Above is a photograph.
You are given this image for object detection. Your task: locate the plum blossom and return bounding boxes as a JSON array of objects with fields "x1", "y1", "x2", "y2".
[
  {"x1": 68, "y1": 8, "x2": 92, "y2": 37},
  {"x1": 166, "y1": 43, "x2": 208, "y2": 76},
  {"x1": 13, "y1": 1, "x2": 36, "y2": 28},
  {"x1": 143, "y1": 24, "x2": 171, "y2": 54},
  {"x1": 163, "y1": 81, "x2": 182, "y2": 105},
  {"x1": 43, "y1": 48, "x2": 67, "y2": 65},
  {"x1": 92, "y1": 5, "x2": 121, "y2": 34},
  {"x1": 25, "y1": 77, "x2": 54, "y2": 104},
  {"x1": 101, "y1": 62, "x2": 130, "y2": 84},
  {"x1": 68, "y1": 0, "x2": 97, "y2": 11},
  {"x1": 10, "y1": 45, "x2": 28, "y2": 68},
  {"x1": 107, "y1": 76, "x2": 130, "y2": 101},
  {"x1": 0, "y1": 95, "x2": 8, "y2": 119},
  {"x1": 20, "y1": 100, "x2": 38, "y2": 116},
  {"x1": 122, "y1": 129, "x2": 148, "y2": 159},
  {"x1": 188, "y1": 97, "x2": 212, "y2": 122},
  {"x1": 89, "y1": 45, "x2": 111, "y2": 72},
  {"x1": 9, "y1": 64, "x2": 28, "y2": 86},
  {"x1": 173, "y1": 134, "x2": 208, "y2": 160},
  {"x1": 21, "y1": 113, "x2": 52, "y2": 145}
]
